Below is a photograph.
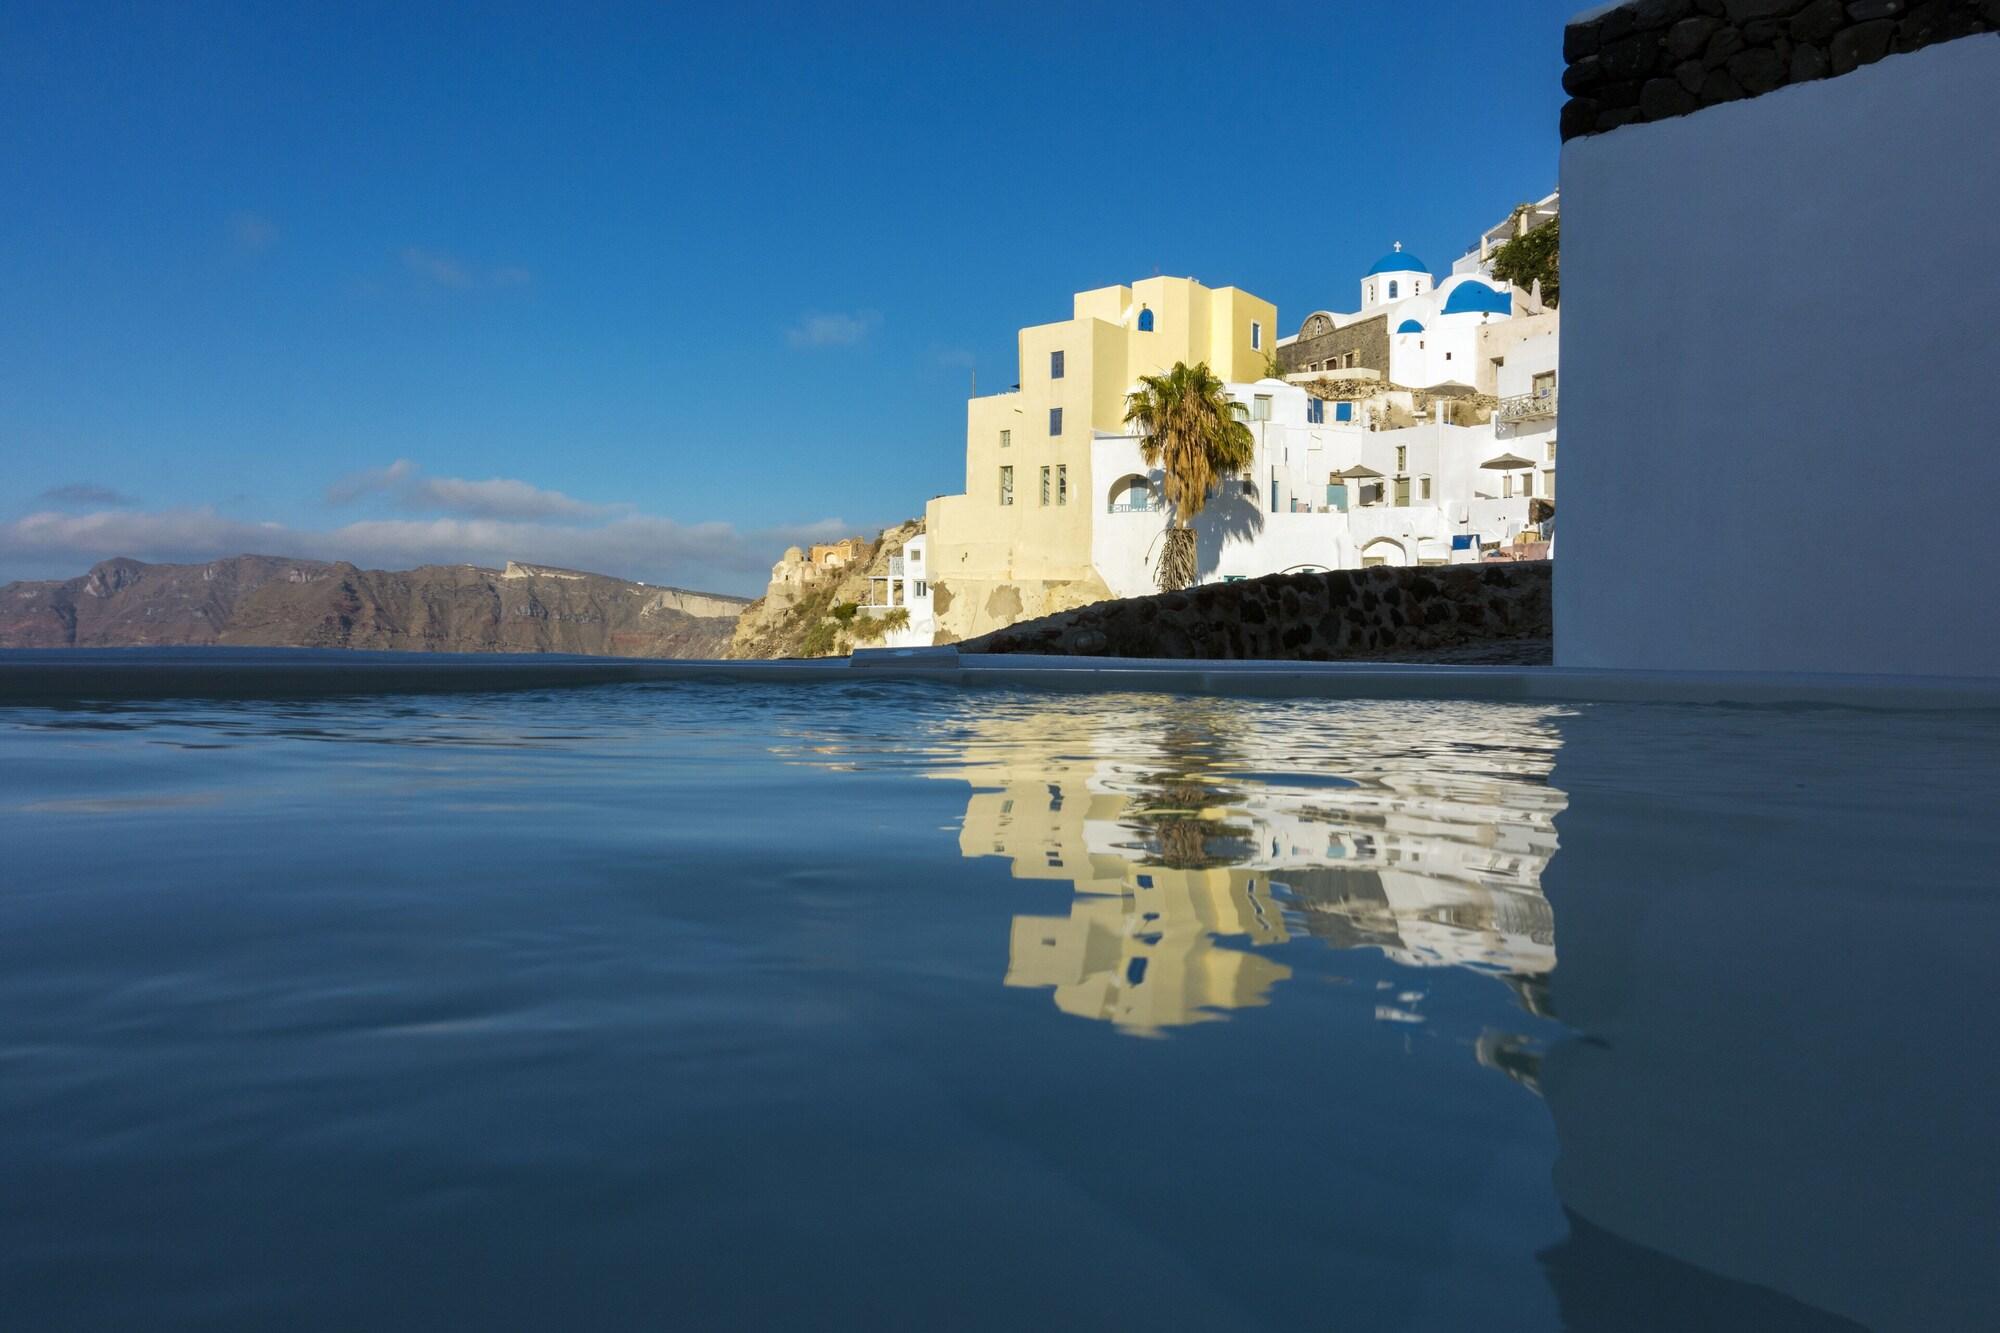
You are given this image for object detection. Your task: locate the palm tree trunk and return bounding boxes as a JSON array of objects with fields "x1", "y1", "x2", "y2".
[{"x1": 1158, "y1": 523, "x2": 1196, "y2": 592}]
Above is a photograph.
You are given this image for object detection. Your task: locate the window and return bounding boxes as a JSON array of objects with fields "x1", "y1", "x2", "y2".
[
  {"x1": 1395, "y1": 446, "x2": 1407, "y2": 472},
  {"x1": 1335, "y1": 401, "x2": 1353, "y2": 422},
  {"x1": 1039, "y1": 466, "x2": 1050, "y2": 505},
  {"x1": 1394, "y1": 477, "x2": 1411, "y2": 506},
  {"x1": 1251, "y1": 321, "x2": 1262, "y2": 350},
  {"x1": 1307, "y1": 398, "x2": 1324, "y2": 424},
  {"x1": 1388, "y1": 280, "x2": 1399, "y2": 300},
  {"x1": 1048, "y1": 407, "x2": 1062, "y2": 436},
  {"x1": 1137, "y1": 306, "x2": 1154, "y2": 332},
  {"x1": 1547, "y1": 440, "x2": 1557, "y2": 462},
  {"x1": 999, "y1": 428, "x2": 1010, "y2": 449},
  {"x1": 1251, "y1": 394, "x2": 1272, "y2": 422},
  {"x1": 1444, "y1": 351, "x2": 1453, "y2": 361},
  {"x1": 1543, "y1": 469, "x2": 1556, "y2": 503},
  {"x1": 1231, "y1": 402, "x2": 1249, "y2": 422},
  {"x1": 1367, "y1": 284, "x2": 1375, "y2": 304},
  {"x1": 1050, "y1": 350, "x2": 1064, "y2": 379},
  {"x1": 1523, "y1": 471, "x2": 1536, "y2": 497},
  {"x1": 1057, "y1": 464, "x2": 1068, "y2": 505},
  {"x1": 999, "y1": 466, "x2": 1014, "y2": 506},
  {"x1": 1533, "y1": 370, "x2": 1556, "y2": 396},
  {"x1": 1420, "y1": 475, "x2": 1433, "y2": 500}
]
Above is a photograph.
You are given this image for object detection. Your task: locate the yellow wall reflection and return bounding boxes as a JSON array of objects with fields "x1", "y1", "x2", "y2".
[{"x1": 939, "y1": 701, "x2": 1567, "y2": 1034}]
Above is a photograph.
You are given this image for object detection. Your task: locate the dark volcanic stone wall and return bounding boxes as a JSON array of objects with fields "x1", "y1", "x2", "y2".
[
  {"x1": 1277, "y1": 314, "x2": 1389, "y2": 377},
  {"x1": 1561, "y1": 0, "x2": 1999, "y2": 140},
  {"x1": 963, "y1": 562, "x2": 1551, "y2": 662}
]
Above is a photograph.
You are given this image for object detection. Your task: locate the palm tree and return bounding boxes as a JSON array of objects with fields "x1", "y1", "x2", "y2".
[{"x1": 1124, "y1": 361, "x2": 1255, "y2": 591}]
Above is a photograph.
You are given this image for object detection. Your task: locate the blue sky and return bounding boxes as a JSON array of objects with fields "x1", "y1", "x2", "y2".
[{"x1": 2, "y1": 0, "x2": 1578, "y2": 593}]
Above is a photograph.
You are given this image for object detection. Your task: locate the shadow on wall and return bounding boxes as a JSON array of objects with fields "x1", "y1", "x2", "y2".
[{"x1": 1193, "y1": 481, "x2": 1267, "y2": 583}]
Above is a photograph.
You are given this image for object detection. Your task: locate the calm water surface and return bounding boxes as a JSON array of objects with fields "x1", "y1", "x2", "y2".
[{"x1": 2, "y1": 682, "x2": 1995, "y2": 1330}]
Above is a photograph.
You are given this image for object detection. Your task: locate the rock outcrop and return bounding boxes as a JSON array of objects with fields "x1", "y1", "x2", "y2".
[
  {"x1": 0, "y1": 555, "x2": 749, "y2": 658},
  {"x1": 726, "y1": 520, "x2": 924, "y2": 659},
  {"x1": 962, "y1": 562, "x2": 1552, "y2": 664}
]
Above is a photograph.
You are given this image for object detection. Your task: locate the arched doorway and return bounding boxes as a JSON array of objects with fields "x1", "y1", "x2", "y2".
[
  {"x1": 1106, "y1": 475, "x2": 1155, "y2": 513},
  {"x1": 1360, "y1": 538, "x2": 1407, "y2": 568}
]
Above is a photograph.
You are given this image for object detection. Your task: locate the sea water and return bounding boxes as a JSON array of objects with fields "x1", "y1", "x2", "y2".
[{"x1": 2, "y1": 680, "x2": 1995, "y2": 1330}]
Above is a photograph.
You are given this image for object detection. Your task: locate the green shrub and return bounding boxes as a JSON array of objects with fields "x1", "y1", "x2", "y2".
[
  {"x1": 799, "y1": 621, "x2": 839, "y2": 658},
  {"x1": 830, "y1": 602, "x2": 859, "y2": 624}
]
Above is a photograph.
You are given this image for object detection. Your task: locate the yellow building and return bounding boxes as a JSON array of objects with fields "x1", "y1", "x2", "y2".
[{"x1": 925, "y1": 276, "x2": 1278, "y2": 641}]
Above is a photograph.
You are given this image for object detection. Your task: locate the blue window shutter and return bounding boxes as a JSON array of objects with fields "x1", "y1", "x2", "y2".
[
  {"x1": 1049, "y1": 407, "x2": 1061, "y2": 436},
  {"x1": 1138, "y1": 308, "x2": 1154, "y2": 332},
  {"x1": 1336, "y1": 402, "x2": 1353, "y2": 422},
  {"x1": 1050, "y1": 350, "x2": 1064, "y2": 379}
]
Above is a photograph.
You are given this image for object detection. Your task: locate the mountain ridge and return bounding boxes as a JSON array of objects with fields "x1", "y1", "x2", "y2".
[{"x1": 0, "y1": 554, "x2": 750, "y2": 658}]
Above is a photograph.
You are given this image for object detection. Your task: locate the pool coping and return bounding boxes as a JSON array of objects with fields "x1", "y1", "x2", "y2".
[{"x1": 2, "y1": 646, "x2": 1997, "y2": 710}]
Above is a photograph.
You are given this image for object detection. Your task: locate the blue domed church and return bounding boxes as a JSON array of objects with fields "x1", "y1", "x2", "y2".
[{"x1": 1278, "y1": 230, "x2": 1549, "y2": 393}]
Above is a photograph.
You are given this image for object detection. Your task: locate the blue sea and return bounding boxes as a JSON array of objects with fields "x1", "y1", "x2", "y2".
[{"x1": 2, "y1": 677, "x2": 1995, "y2": 1330}]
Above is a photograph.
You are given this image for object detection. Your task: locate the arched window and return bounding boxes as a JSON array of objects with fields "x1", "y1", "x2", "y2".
[
  {"x1": 1137, "y1": 306, "x2": 1154, "y2": 332},
  {"x1": 1388, "y1": 280, "x2": 1399, "y2": 300}
]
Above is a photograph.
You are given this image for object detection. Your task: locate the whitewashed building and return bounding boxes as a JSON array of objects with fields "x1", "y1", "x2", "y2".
[{"x1": 1089, "y1": 379, "x2": 1544, "y2": 596}]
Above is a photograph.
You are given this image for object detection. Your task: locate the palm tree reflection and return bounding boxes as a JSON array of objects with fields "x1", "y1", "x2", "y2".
[{"x1": 942, "y1": 699, "x2": 1566, "y2": 1035}]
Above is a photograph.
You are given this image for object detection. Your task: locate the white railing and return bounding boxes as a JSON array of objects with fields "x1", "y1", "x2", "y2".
[
  {"x1": 1107, "y1": 500, "x2": 1158, "y2": 513},
  {"x1": 888, "y1": 556, "x2": 904, "y2": 576},
  {"x1": 1498, "y1": 388, "x2": 1558, "y2": 422}
]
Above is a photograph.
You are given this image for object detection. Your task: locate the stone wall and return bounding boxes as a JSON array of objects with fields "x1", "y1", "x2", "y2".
[
  {"x1": 963, "y1": 562, "x2": 1551, "y2": 663},
  {"x1": 1278, "y1": 314, "x2": 1389, "y2": 377},
  {"x1": 1561, "y1": 0, "x2": 1999, "y2": 140}
]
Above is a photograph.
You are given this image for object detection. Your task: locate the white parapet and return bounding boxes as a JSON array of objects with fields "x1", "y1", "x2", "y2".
[{"x1": 1556, "y1": 35, "x2": 2000, "y2": 678}]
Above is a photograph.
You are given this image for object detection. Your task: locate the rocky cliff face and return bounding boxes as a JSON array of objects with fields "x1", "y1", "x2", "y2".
[
  {"x1": 0, "y1": 555, "x2": 749, "y2": 658},
  {"x1": 726, "y1": 519, "x2": 923, "y2": 659}
]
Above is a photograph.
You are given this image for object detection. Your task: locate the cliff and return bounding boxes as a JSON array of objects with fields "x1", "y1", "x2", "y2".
[
  {"x1": 0, "y1": 555, "x2": 750, "y2": 658},
  {"x1": 726, "y1": 519, "x2": 924, "y2": 659},
  {"x1": 961, "y1": 562, "x2": 1552, "y2": 664}
]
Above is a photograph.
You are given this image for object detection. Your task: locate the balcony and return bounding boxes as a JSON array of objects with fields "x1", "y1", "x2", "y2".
[
  {"x1": 1107, "y1": 499, "x2": 1159, "y2": 514},
  {"x1": 1498, "y1": 388, "x2": 1558, "y2": 422},
  {"x1": 888, "y1": 556, "x2": 905, "y2": 577}
]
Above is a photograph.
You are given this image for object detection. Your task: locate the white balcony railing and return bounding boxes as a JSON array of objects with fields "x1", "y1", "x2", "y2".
[
  {"x1": 888, "y1": 556, "x2": 904, "y2": 576},
  {"x1": 1498, "y1": 388, "x2": 1558, "y2": 422}
]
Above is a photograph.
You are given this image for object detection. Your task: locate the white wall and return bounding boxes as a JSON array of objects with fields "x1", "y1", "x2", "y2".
[
  {"x1": 1557, "y1": 36, "x2": 2000, "y2": 677},
  {"x1": 1086, "y1": 394, "x2": 1537, "y2": 595}
]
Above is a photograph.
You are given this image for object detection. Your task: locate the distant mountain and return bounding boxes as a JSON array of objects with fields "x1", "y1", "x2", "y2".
[{"x1": 0, "y1": 555, "x2": 751, "y2": 658}]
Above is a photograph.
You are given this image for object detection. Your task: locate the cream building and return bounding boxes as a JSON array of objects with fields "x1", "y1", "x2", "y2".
[
  {"x1": 924, "y1": 276, "x2": 1276, "y2": 642},
  {"x1": 917, "y1": 267, "x2": 1553, "y2": 644},
  {"x1": 935, "y1": 705, "x2": 1564, "y2": 1035}
]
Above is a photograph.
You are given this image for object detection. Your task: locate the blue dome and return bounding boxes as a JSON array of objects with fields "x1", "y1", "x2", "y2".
[
  {"x1": 1365, "y1": 247, "x2": 1428, "y2": 277},
  {"x1": 1440, "y1": 279, "x2": 1513, "y2": 317},
  {"x1": 1395, "y1": 319, "x2": 1426, "y2": 334}
]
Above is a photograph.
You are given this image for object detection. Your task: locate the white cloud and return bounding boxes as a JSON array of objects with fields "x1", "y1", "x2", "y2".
[
  {"x1": 0, "y1": 505, "x2": 851, "y2": 596},
  {"x1": 232, "y1": 212, "x2": 278, "y2": 252},
  {"x1": 786, "y1": 310, "x2": 879, "y2": 349},
  {"x1": 402, "y1": 247, "x2": 475, "y2": 289},
  {"x1": 325, "y1": 460, "x2": 609, "y2": 520},
  {"x1": 325, "y1": 458, "x2": 418, "y2": 505},
  {"x1": 401, "y1": 247, "x2": 532, "y2": 291},
  {"x1": 403, "y1": 475, "x2": 607, "y2": 520},
  {"x1": 37, "y1": 483, "x2": 137, "y2": 507}
]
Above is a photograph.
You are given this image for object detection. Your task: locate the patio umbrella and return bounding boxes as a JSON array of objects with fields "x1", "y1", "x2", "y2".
[
  {"x1": 1480, "y1": 453, "x2": 1536, "y2": 470},
  {"x1": 1334, "y1": 464, "x2": 1385, "y2": 479}
]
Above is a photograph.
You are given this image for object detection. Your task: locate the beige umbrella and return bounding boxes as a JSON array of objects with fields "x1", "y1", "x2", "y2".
[
  {"x1": 1334, "y1": 464, "x2": 1384, "y2": 479},
  {"x1": 1480, "y1": 453, "x2": 1537, "y2": 470}
]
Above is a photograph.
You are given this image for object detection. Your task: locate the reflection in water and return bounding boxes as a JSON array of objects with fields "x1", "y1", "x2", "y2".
[{"x1": 929, "y1": 700, "x2": 1567, "y2": 1034}]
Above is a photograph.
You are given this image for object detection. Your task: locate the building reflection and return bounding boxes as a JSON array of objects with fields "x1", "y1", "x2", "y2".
[{"x1": 936, "y1": 702, "x2": 1567, "y2": 1034}]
